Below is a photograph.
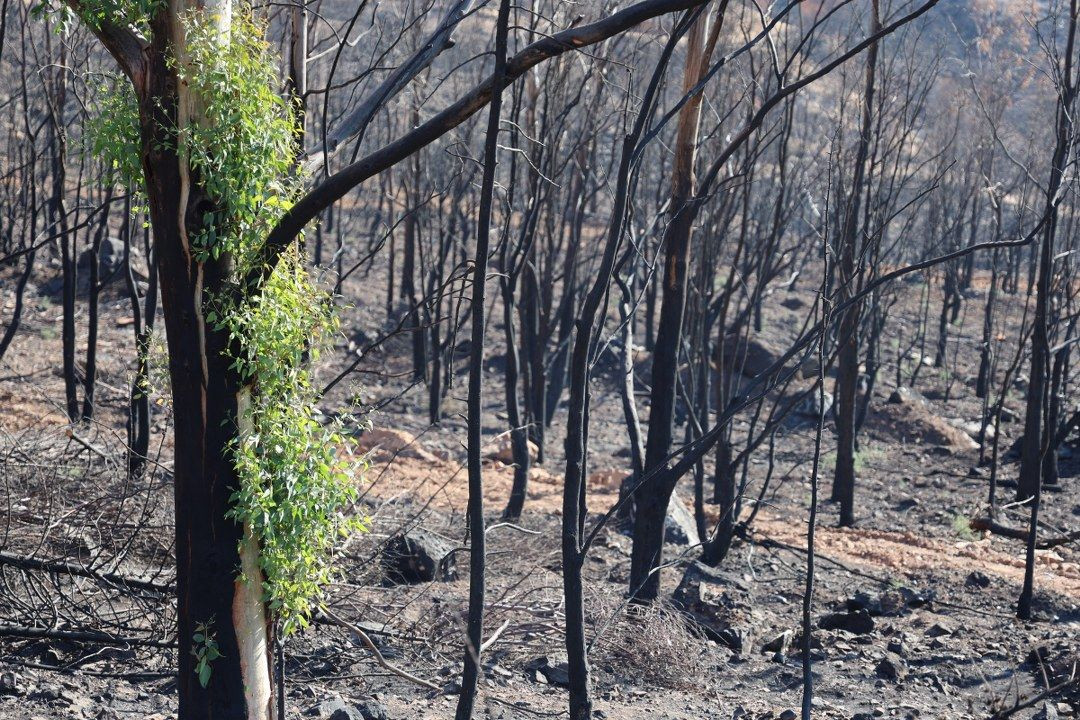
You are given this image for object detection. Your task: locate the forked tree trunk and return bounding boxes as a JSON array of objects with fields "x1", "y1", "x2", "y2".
[
  {"x1": 1018, "y1": 24, "x2": 1076, "y2": 504},
  {"x1": 630, "y1": 7, "x2": 717, "y2": 601}
]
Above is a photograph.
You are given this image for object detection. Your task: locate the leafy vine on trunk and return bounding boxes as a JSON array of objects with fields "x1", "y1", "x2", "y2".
[{"x1": 70, "y1": 3, "x2": 367, "y2": 641}]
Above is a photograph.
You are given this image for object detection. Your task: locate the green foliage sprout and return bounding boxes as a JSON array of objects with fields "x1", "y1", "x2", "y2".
[
  {"x1": 216, "y1": 246, "x2": 368, "y2": 633},
  {"x1": 86, "y1": 78, "x2": 144, "y2": 204},
  {"x1": 192, "y1": 618, "x2": 222, "y2": 688},
  {"x1": 175, "y1": 10, "x2": 300, "y2": 264},
  {"x1": 68, "y1": 3, "x2": 367, "y2": 639},
  {"x1": 32, "y1": 0, "x2": 161, "y2": 37},
  {"x1": 178, "y1": 10, "x2": 367, "y2": 635}
]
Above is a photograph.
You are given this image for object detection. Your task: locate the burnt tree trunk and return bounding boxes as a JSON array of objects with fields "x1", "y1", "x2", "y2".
[
  {"x1": 0, "y1": 249, "x2": 35, "y2": 363},
  {"x1": 455, "y1": 2, "x2": 509, "y2": 715},
  {"x1": 1018, "y1": 0, "x2": 1077, "y2": 618},
  {"x1": 831, "y1": 0, "x2": 879, "y2": 528},
  {"x1": 81, "y1": 186, "x2": 114, "y2": 422},
  {"x1": 131, "y1": 7, "x2": 279, "y2": 717},
  {"x1": 630, "y1": 8, "x2": 716, "y2": 602}
]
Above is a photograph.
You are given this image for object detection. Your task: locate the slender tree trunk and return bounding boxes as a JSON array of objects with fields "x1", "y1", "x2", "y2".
[
  {"x1": 1044, "y1": 346, "x2": 1068, "y2": 488},
  {"x1": 82, "y1": 187, "x2": 114, "y2": 422},
  {"x1": 522, "y1": 264, "x2": 546, "y2": 460},
  {"x1": 545, "y1": 230, "x2": 579, "y2": 426},
  {"x1": 403, "y1": 133, "x2": 427, "y2": 381},
  {"x1": 0, "y1": 249, "x2": 35, "y2": 363},
  {"x1": 1019, "y1": 115, "x2": 1072, "y2": 499},
  {"x1": 456, "y1": 2, "x2": 509, "y2": 715},
  {"x1": 124, "y1": 206, "x2": 157, "y2": 479},
  {"x1": 831, "y1": 0, "x2": 879, "y2": 528},
  {"x1": 1018, "y1": 0, "x2": 1077, "y2": 616},
  {"x1": 644, "y1": 250, "x2": 657, "y2": 351},
  {"x1": 45, "y1": 44, "x2": 79, "y2": 422},
  {"x1": 501, "y1": 268, "x2": 531, "y2": 519},
  {"x1": 703, "y1": 433, "x2": 735, "y2": 565},
  {"x1": 976, "y1": 242, "x2": 1000, "y2": 399},
  {"x1": 614, "y1": 270, "x2": 646, "y2": 526},
  {"x1": 556, "y1": 18, "x2": 691, "y2": 707}
]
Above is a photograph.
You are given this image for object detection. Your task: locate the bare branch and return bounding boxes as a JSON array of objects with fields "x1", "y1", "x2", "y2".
[{"x1": 250, "y1": 0, "x2": 712, "y2": 290}]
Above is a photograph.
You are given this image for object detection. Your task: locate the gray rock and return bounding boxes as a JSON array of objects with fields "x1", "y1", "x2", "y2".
[
  {"x1": 311, "y1": 699, "x2": 389, "y2": 720},
  {"x1": 356, "y1": 700, "x2": 388, "y2": 720},
  {"x1": 793, "y1": 632, "x2": 823, "y2": 651},
  {"x1": 672, "y1": 562, "x2": 748, "y2": 651},
  {"x1": 33, "y1": 683, "x2": 65, "y2": 703},
  {"x1": 819, "y1": 609, "x2": 875, "y2": 635},
  {"x1": 846, "y1": 586, "x2": 932, "y2": 616},
  {"x1": 796, "y1": 390, "x2": 834, "y2": 418},
  {"x1": 965, "y1": 571, "x2": 991, "y2": 588},
  {"x1": 77, "y1": 237, "x2": 127, "y2": 280},
  {"x1": 762, "y1": 630, "x2": 792, "y2": 654},
  {"x1": 875, "y1": 654, "x2": 907, "y2": 681},
  {"x1": 0, "y1": 671, "x2": 22, "y2": 696},
  {"x1": 1034, "y1": 703, "x2": 1059, "y2": 720},
  {"x1": 888, "y1": 386, "x2": 926, "y2": 406},
  {"x1": 308, "y1": 700, "x2": 356, "y2": 719},
  {"x1": 540, "y1": 662, "x2": 570, "y2": 687},
  {"x1": 664, "y1": 490, "x2": 700, "y2": 545},
  {"x1": 524, "y1": 656, "x2": 570, "y2": 687},
  {"x1": 380, "y1": 529, "x2": 457, "y2": 584}
]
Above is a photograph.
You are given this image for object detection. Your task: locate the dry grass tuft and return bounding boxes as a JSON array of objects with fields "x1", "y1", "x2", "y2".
[{"x1": 587, "y1": 586, "x2": 710, "y2": 691}]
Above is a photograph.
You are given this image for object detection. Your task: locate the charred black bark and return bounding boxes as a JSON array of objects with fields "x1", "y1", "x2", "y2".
[
  {"x1": 81, "y1": 187, "x2": 114, "y2": 422},
  {"x1": 455, "y1": 2, "x2": 509, "y2": 716},
  {"x1": 0, "y1": 249, "x2": 35, "y2": 363},
  {"x1": 1018, "y1": 0, "x2": 1078, "y2": 619},
  {"x1": 831, "y1": 0, "x2": 879, "y2": 528}
]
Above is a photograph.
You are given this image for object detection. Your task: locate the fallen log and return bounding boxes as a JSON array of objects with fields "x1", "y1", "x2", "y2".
[
  {"x1": 0, "y1": 551, "x2": 175, "y2": 594},
  {"x1": 969, "y1": 517, "x2": 1080, "y2": 549},
  {"x1": 0, "y1": 624, "x2": 175, "y2": 648}
]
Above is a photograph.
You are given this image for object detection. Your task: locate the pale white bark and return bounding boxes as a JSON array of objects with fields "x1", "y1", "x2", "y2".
[{"x1": 234, "y1": 388, "x2": 274, "y2": 720}]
